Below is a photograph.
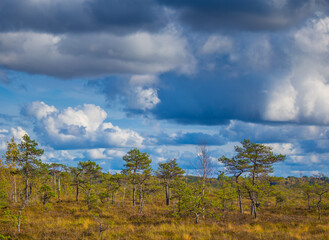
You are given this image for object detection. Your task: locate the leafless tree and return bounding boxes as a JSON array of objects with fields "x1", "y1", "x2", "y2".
[{"x1": 195, "y1": 143, "x2": 215, "y2": 219}]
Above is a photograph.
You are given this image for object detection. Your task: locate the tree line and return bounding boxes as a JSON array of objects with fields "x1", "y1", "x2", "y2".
[{"x1": 1, "y1": 135, "x2": 329, "y2": 233}]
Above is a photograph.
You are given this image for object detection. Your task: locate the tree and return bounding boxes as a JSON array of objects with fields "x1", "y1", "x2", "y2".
[
  {"x1": 122, "y1": 148, "x2": 152, "y2": 207},
  {"x1": 18, "y1": 134, "x2": 44, "y2": 200},
  {"x1": 178, "y1": 182, "x2": 204, "y2": 224},
  {"x1": 157, "y1": 159, "x2": 185, "y2": 206},
  {"x1": 49, "y1": 163, "x2": 67, "y2": 202},
  {"x1": 220, "y1": 139, "x2": 285, "y2": 218},
  {"x1": 219, "y1": 150, "x2": 250, "y2": 214},
  {"x1": 195, "y1": 144, "x2": 214, "y2": 219},
  {"x1": 215, "y1": 172, "x2": 236, "y2": 219},
  {"x1": 298, "y1": 177, "x2": 314, "y2": 210},
  {"x1": 78, "y1": 160, "x2": 102, "y2": 210},
  {"x1": 38, "y1": 184, "x2": 55, "y2": 205},
  {"x1": 5, "y1": 137, "x2": 20, "y2": 203},
  {"x1": 312, "y1": 174, "x2": 329, "y2": 220},
  {"x1": 70, "y1": 166, "x2": 83, "y2": 202},
  {"x1": 100, "y1": 173, "x2": 124, "y2": 205}
]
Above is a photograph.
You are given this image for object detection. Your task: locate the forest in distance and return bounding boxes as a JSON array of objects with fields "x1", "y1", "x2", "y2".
[{"x1": 0, "y1": 135, "x2": 329, "y2": 239}]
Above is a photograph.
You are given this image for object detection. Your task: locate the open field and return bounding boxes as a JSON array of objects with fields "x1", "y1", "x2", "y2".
[{"x1": 1, "y1": 198, "x2": 329, "y2": 240}]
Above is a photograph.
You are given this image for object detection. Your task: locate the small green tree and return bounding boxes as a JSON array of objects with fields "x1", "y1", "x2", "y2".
[
  {"x1": 80, "y1": 161, "x2": 101, "y2": 209},
  {"x1": 220, "y1": 139, "x2": 285, "y2": 218},
  {"x1": 101, "y1": 173, "x2": 124, "y2": 205},
  {"x1": 179, "y1": 182, "x2": 204, "y2": 224},
  {"x1": 215, "y1": 172, "x2": 236, "y2": 218},
  {"x1": 38, "y1": 184, "x2": 55, "y2": 205},
  {"x1": 122, "y1": 148, "x2": 152, "y2": 207},
  {"x1": 5, "y1": 137, "x2": 20, "y2": 203},
  {"x1": 312, "y1": 174, "x2": 329, "y2": 220},
  {"x1": 18, "y1": 134, "x2": 44, "y2": 200},
  {"x1": 70, "y1": 166, "x2": 83, "y2": 202},
  {"x1": 78, "y1": 160, "x2": 102, "y2": 210},
  {"x1": 157, "y1": 159, "x2": 185, "y2": 206}
]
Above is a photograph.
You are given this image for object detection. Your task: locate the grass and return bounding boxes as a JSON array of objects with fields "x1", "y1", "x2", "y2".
[{"x1": 0, "y1": 198, "x2": 329, "y2": 239}]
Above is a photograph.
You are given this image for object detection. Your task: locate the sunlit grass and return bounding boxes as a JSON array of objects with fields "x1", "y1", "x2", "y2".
[{"x1": 1, "y1": 198, "x2": 329, "y2": 239}]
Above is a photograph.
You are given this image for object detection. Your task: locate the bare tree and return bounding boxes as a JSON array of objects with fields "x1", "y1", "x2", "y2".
[{"x1": 195, "y1": 143, "x2": 215, "y2": 219}]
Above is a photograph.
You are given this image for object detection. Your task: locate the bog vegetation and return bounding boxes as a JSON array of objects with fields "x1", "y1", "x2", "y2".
[{"x1": 0, "y1": 135, "x2": 329, "y2": 239}]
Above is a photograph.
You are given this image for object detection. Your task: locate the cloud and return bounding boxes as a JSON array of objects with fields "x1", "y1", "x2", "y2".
[
  {"x1": 11, "y1": 126, "x2": 28, "y2": 140},
  {"x1": 0, "y1": 30, "x2": 195, "y2": 78},
  {"x1": 0, "y1": 0, "x2": 166, "y2": 34},
  {"x1": 220, "y1": 120, "x2": 329, "y2": 143},
  {"x1": 264, "y1": 16, "x2": 329, "y2": 125},
  {"x1": 22, "y1": 101, "x2": 144, "y2": 149},
  {"x1": 90, "y1": 75, "x2": 162, "y2": 112},
  {"x1": 158, "y1": 0, "x2": 328, "y2": 31},
  {"x1": 201, "y1": 35, "x2": 233, "y2": 55}
]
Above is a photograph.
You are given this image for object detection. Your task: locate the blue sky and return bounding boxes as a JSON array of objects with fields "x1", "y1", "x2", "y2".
[{"x1": 1, "y1": 0, "x2": 329, "y2": 176}]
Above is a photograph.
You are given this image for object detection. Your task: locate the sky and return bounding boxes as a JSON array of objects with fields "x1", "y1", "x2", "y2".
[{"x1": 1, "y1": 0, "x2": 329, "y2": 176}]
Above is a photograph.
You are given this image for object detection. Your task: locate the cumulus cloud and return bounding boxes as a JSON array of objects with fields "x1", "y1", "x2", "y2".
[
  {"x1": 22, "y1": 101, "x2": 144, "y2": 149},
  {"x1": 264, "y1": 16, "x2": 329, "y2": 125},
  {"x1": 11, "y1": 126, "x2": 28, "y2": 140}
]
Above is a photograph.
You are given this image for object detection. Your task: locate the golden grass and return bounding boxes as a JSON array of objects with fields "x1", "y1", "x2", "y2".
[{"x1": 1, "y1": 199, "x2": 329, "y2": 240}]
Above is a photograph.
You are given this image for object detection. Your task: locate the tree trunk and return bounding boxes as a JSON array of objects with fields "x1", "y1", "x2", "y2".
[
  {"x1": 133, "y1": 184, "x2": 136, "y2": 206},
  {"x1": 318, "y1": 204, "x2": 321, "y2": 220},
  {"x1": 202, "y1": 184, "x2": 205, "y2": 219},
  {"x1": 138, "y1": 186, "x2": 144, "y2": 214},
  {"x1": 29, "y1": 184, "x2": 32, "y2": 198},
  {"x1": 76, "y1": 183, "x2": 79, "y2": 202},
  {"x1": 17, "y1": 209, "x2": 22, "y2": 233},
  {"x1": 57, "y1": 176, "x2": 61, "y2": 202},
  {"x1": 251, "y1": 201, "x2": 257, "y2": 219},
  {"x1": 112, "y1": 191, "x2": 116, "y2": 204},
  {"x1": 253, "y1": 204, "x2": 257, "y2": 219},
  {"x1": 12, "y1": 175, "x2": 17, "y2": 203},
  {"x1": 122, "y1": 187, "x2": 126, "y2": 207},
  {"x1": 307, "y1": 194, "x2": 311, "y2": 210},
  {"x1": 236, "y1": 183, "x2": 243, "y2": 214},
  {"x1": 195, "y1": 213, "x2": 199, "y2": 224},
  {"x1": 87, "y1": 189, "x2": 91, "y2": 210},
  {"x1": 165, "y1": 184, "x2": 170, "y2": 206},
  {"x1": 25, "y1": 178, "x2": 29, "y2": 200}
]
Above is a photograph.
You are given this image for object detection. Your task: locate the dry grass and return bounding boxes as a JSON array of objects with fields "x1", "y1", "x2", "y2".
[{"x1": 1, "y1": 199, "x2": 329, "y2": 240}]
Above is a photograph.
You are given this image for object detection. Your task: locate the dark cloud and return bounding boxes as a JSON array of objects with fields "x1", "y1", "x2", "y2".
[
  {"x1": 0, "y1": 0, "x2": 166, "y2": 34},
  {"x1": 151, "y1": 72, "x2": 268, "y2": 125},
  {"x1": 91, "y1": 72, "x2": 268, "y2": 125},
  {"x1": 158, "y1": 0, "x2": 328, "y2": 31}
]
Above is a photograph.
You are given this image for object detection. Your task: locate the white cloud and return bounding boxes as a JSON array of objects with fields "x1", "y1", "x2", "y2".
[
  {"x1": 264, "y1": 78, "x2": 298, "y2": 122},
  {"x1": 128, "y1": 87, "x2": 160, "y2": 111},
  {"x1": 201, "y1": 35, "x2": 233, "y2": 55},
  {"x1": 24, "y1": 101, "x2": 58, "y2": 120},
  {"x1": 11, "y1": 127, "x2": 28, "y2": 140},
  {"x1": 23, "y1": 102, "x2": 144, "y2": 149},
  {"x1": 295, "y1": 17, "x2": 329, "y2": 54},
  {"x1": 85, "y1": 149, "x2": 108, "y2": 160},
  {"x1": 264, "y1": 16, "x2": 329, "y2": 125},
  {"x1": 268, "y1": 143, "x2": 299, "y2": 155}
]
